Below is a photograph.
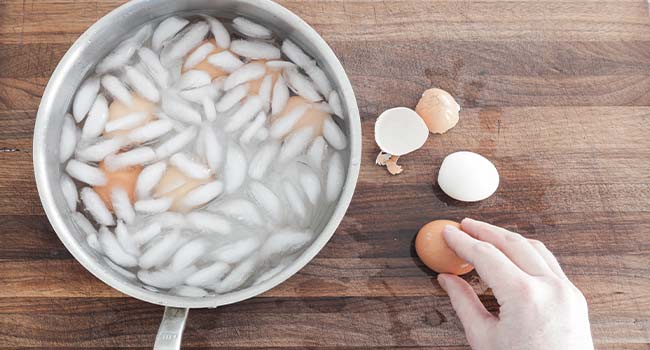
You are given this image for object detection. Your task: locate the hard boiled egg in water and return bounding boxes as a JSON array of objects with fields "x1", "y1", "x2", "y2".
[{"x1": 437, "y1": 151, "x2": 500, "y2": 202}]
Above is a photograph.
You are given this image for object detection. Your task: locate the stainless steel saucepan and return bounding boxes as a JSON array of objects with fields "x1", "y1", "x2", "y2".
[{"x1": 33, "y1": 1, "x2": 361, "y2": 348}]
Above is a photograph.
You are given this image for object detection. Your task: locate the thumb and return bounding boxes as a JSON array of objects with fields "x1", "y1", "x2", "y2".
[{"x1": 438, "y1": 274, "x2": 496, "y2": 343}]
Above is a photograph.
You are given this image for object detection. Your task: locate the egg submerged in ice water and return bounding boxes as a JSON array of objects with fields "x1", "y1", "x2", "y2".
[
  {"x1": 59, "y1": 14, "x2": 350, "y2": 297},
  {"x1": 437, "y1": 151, "x2": 500, "y2": 202}
]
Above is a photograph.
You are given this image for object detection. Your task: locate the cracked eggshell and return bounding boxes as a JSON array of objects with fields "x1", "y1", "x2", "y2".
[
  {"x1": 437, "y1": 151, "x2": 499, "y2": 202},
  {"x1": 415, "y1": 88, "x2": 460, "y2": 134},
  {"x1": 374, "y1": 107, "x2": 429, "y2": 156}
]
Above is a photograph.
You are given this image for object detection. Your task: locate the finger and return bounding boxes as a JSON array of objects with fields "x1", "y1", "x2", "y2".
[
  {"x1": 443, "y1": 225, "x2": 530, "y2": 299},
  {"x1": 528, "y1": 239, "x2": 568, "y2": 280},
  {"x1": 460, "y1": 218, "x2": 554, "y2": 277},
  {"x1": 438, "y1": 274, "x2": 497, "y2": 336}
]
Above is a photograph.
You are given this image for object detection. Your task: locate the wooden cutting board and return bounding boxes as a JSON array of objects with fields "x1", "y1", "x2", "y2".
[{"x1": 0, "y1": 0, "x2": 649, "y2": 348}]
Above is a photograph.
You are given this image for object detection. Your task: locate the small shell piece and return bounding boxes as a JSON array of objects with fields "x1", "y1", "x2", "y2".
[
  {"x1": 374, "y1": 107, "x2": 429, "y2": 156},
  {"x1": 415, "y1": 88, "x2": 461, "y2": 134}
]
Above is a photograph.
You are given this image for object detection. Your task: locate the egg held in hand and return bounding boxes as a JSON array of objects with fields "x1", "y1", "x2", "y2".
[{"x1": 415, "y1": 220, "x2": 474, "y2": 275}]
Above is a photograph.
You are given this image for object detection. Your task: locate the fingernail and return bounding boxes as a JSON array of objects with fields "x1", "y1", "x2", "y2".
[
  {"x1": 437, "y1": 274, "x2": 448, "y2": 289},
  {"x1": 461, "y1": 217, "x2": 476, "y2": 225},
  {"x1": 443, "y1": 225, "x2": 460, "y2": 236}
]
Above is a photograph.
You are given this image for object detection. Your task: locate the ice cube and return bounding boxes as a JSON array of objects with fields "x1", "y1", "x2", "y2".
[
  {"x1": 111, "y1": 187, "x2": 135, "y2": 224},
  {"x1": 135, "y1": 161, "x2": 168, "y2": 200},
  {"x1": 60, "y1": 173, "x2": 78, "y2": 211},
  {"x1": 322, "y1": 117, "x2": 347, "y2": 150},
  {"x1": 230, "y1": 40, "x2": 281, "y2": 60},
  {"x1": 213, "y1": 256, "x2": 257, "y2": 293},
  {"x1": 99, "y1": 226, "x2": 137, "y2": 267},
  {"x1": 186, "y1": 211, "x2": 232, "y2": 235},
  {"x1": 209, "y1": 237, "x2": 260, "y2": 264},
  {"x1": 326, "y1": 152, "x2": 345, "y2": 203},
  {"x1": 278, "y1": 127, "x2": 314, "y2": 163},
  {"x1": 59, "y1": 114, "x2": 78, "y2": 163},
  {"x1": 139, "y1": 230, "x2": 183, "y2": 269},
  {"x1": 232, "y1": 17, "x2": 272, "y2": 39},
  {"x1": 66, "y1": 160, "x2": 107, "y2": 186},
  {"x1": 212, "y1": 198, "x2": 264, "y2": 226},
  {"x1": 104, "y1": 147, "x2": 156, "y2": 171},
  {"x1": 201, "y1": 15, "x2": 231, "y2": 49},
  {"x1": 101, "y1": 75, "x2": 133, "y2": 107},
  {"x1": 271, "y1": 76, "x2": 289, "y2": 116},
  {"x1": 223, "y1": 62, "x2": 266, "y2": 91},
  {"x1": 223, "y1": 143, "x2": 248, "y2": 193},
  {"x1": 248, "y1": 141, "x2": 280, "y2": 180},
  {"x1": 76, "y1": 137, "x2": 125, "y2": 162},
  {"x1": 185, "y1": 261, "x2": 230, "y2": 287},
  {"x1": 170, "y1": 239, "x2": 209, "y2": 271},
  {"x1": 152, "y1": 16, "x2": 189, "y2": 52},
  {"x1": 178, "y1": 181, "x2": 224, "y2": 209},
  {"x1": 124, "y1": 65, "x2": 160, "y2": 103},
  {"x1": 115, "y1": 220, "x2": 140, "y2": 256},
  {"x1": 73, "y1": 77, "x2": 100, "y2": 123},
  {"x1": 128, "y1": 119, "x2": 174, "y2": 144},
  {"x1": 138, "y1": 265, "x2": 197, "y2": 289},
  {"x1": 248, "y1": 181, "x2": 284, "y2": 224},
  {"x1": 81, "y1": 94, "x2": 109, "y2": 140}
]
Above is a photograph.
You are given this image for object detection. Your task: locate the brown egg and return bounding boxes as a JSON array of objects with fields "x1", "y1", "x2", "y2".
[
  {"x1": 415, "y1": 220, "x2": 474, "y2": 275},
  {"x1": 93, "y1": 161, "x2": 143, "y2": 211},
  {"x1": 184, "y1": 39, "x2": 230, "y2": 79},
  {"x1": 105, "y1": 94, "x2": 156, "y2": 138},
  {"x1": 248, "y1": 60, "x2": 282, "y2": 95},
  {"x1": 415, "y1": 88, "x2": 460, "y2": 134},
  {"x1": 154, "y1": 166, "x2": 212, "y2": 212},
  {"x1": 273, "y1": 96, "x2": 329, "y2": 137}
]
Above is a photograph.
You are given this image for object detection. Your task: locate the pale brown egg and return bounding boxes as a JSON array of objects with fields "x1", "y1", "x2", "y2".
[
  {"x1": 273, "y1": 96, "x2": 329, "y2": 137},
  {"x1": 415, "y1": 88, "x2": 460, "y2": 134},
  {"x1": 415, "y1": 220, "x2": 474, "y2": 275},
  {"x1": 154, "y1": 166, "x2": 212, "y2": 212},
  {"x1": 105, "y1": 94, "x2": 156, "y2": 138},
  {"x1": 93, "y1": 161, "x2": 143, "y2": 211},
  {"x1": 248, "y1": 60, "x2": 282, "y2": 95},
  {"x1": 184, "y1": 39, "x2": 230, "y2": 79}
]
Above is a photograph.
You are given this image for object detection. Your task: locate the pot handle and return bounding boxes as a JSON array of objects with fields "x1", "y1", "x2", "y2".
[{"x1": 154, "y1": 307, "x2": 189, "y2": 350}]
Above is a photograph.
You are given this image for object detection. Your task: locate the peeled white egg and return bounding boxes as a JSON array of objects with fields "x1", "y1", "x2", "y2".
[
  {"x1": 374, "y1": 107, "x2": 429, "y2": 156},
  {"x1": 437, "y1": 151, "x2": 499, "y2": 202}
]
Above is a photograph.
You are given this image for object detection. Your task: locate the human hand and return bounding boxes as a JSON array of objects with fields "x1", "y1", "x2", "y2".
[{"x1": 438, "y1": 218, "x2": 594, "y2": 350}]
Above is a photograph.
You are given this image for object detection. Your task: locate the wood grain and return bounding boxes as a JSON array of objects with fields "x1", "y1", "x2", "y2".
[{"x1": 1, "y1": 0, "x2": 649, "y2": 348}]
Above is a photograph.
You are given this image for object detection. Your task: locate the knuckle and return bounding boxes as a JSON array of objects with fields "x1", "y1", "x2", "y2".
[
  {"x1": 504, "y1": 231, "x2": 526, "y2": 243},
  {"x1": 528, "y1": 239, "x2": 546, "y2": 250},
  {"x1": 516, "y1": 279, "x2": 538, "y2": 300},
  {"x1": 472, "y1": 241, "x2": 496, "y2": 254},
  {"x1": 547, "y1": 278, "x2": 589, "y2": 308}
]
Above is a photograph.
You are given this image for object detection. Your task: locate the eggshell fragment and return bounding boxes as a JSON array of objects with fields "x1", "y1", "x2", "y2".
[
  {"x1": 415, "y1": 88, "x2": 460, "y2": 134},
  {"x1": 437, "y1": 151, "x2": 500, "y2": 202},
  {"x1": 415, "y1": 220, "x2": 474, "y2": 275},
  {"x1": 374, "y1": 107, "x2": 428, "y2": 156}
]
